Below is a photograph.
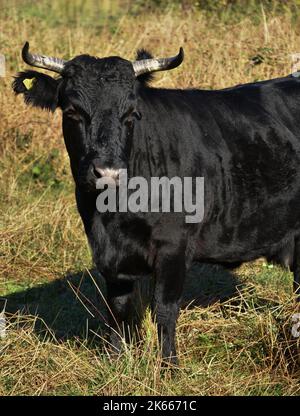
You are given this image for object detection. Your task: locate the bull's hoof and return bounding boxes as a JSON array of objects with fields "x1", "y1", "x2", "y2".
[
  {"x1": 161, "y1": 354, "x2": 179, "y2": 368},
  {"x1": 106, "y1": 331, "x2": 125, "y2": 358}
]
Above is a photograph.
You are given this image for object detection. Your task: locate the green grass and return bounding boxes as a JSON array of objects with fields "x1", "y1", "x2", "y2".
[{"x1": 0, "y1": 0, "x2": 300, "y2": 396}]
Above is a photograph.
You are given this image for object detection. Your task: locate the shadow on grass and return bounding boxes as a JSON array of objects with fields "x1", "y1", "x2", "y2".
[{"x1": 2, "y1": 263, "x2": 241, "y2": 342}]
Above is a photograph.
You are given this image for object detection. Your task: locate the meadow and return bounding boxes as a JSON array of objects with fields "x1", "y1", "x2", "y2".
[{"x1": 0, "y1": 0, "x2": 300, "y2": 395}]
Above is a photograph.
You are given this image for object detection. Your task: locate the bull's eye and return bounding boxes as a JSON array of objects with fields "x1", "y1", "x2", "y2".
[
  {"x1": 121, "y1": 108, "x2": 141, "y2": 125},
  {"x1": 64, "y1": 108, "x2": 80, "y2": 120}
]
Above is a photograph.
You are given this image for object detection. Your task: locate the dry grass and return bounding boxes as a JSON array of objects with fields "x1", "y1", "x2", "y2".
[{"x1": 0, "y1": 0, "x2": 300, "y2": 396}]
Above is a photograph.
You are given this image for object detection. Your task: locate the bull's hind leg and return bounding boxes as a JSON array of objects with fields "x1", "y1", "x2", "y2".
[
  {"x1": 151, "y1": 246, "x2": 186, "y2": 365},
  {"x1": 105, "y1": 277, "x2": 147, "y2": 353},
  {"x1": 293, "y1": 237, "x2": 300, "y2": 302}
]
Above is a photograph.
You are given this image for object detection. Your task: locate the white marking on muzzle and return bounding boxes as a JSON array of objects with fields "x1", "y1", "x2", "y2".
[{"x1": 95, "y1": 168, "x2": 121, "y2": 186}]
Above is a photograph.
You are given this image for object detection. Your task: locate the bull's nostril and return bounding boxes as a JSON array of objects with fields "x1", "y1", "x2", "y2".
[
  {"x1": 91, "y1": 165, "x2": 120, "y2": 185},
  {"x1": 93, "y1": 166, "x2": 102, "y2": 179}
]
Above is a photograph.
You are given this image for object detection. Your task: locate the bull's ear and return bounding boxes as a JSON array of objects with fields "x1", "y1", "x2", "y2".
[{"x1": 12, "y1": 70, "x2": 60, "y2": 112}]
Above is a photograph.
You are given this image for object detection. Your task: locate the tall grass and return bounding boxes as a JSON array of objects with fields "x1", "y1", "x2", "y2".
[{"x1": 0, "y1": 0, "x2": 300, "y2": 396}]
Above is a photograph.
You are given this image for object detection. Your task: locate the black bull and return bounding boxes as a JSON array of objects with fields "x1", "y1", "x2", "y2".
[{"x1": 13, "y1": 43, "x2": 300, "y2": 364}]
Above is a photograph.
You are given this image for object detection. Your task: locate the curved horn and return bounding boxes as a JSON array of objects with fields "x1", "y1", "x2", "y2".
[
  {"x1": 132, "y1": 47, "x2": 184, "y2": 77},
  {"x1": 22, "y1": 42, "x2": 66, "y2": 73}
]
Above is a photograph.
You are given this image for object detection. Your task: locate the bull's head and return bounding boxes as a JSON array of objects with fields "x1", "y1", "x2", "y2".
[{"x1": 13, "y1": 42, "x2": 184, "y2": 192}]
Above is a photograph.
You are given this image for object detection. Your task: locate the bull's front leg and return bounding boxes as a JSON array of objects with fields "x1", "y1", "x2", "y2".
[
  {"x1": 105, "y1": 277, "x2": 146, "y2": 353},
  {"x1": 151, "y1": 246, "x2": 186, "y2": 365}
]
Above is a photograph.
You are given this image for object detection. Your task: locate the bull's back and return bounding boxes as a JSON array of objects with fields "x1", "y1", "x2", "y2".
[{"x1": 194, "y1": 76, "x2": 300, "y2": 263}]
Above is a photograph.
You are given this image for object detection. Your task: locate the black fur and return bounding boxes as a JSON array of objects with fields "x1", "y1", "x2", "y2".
[{"x1": 13, "y1": 50, "x2": 300, "y2": 365}]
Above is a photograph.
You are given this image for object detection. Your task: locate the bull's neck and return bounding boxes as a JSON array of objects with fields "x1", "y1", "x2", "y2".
[{"x1": 129, "y1": 86, "x2": 196, "y2": 179}]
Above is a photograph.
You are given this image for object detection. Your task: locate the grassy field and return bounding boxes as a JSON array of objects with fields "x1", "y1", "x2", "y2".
[{"x1": 0, "y1": 0, "x2": 300, "y2": 396}]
